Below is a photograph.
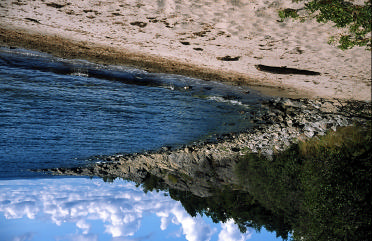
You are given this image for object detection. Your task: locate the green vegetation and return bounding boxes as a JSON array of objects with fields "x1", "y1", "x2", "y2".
[
  {"x1": 298, "y1": 125, "x2": 371, "y2": 241},
  {"x1": 168, "y1": 187, "x2": 293, "y2": 240},
  {"x1": 236, "y1": 123, "x2": 372, "y2": 240},
  {"x1": 167, "y1": 173, "x2": 179, "y2": 184},
  {"x1": 278, "y1": 0, "x2": 372, "y2": 50},
  {"x1": 129, "y1": 122, "x2": 371, "y2": 241}
]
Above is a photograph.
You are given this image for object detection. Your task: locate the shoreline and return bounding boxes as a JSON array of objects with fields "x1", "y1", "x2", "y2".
[
  {"x1": 43, "y1": 97, "x2": 371, "y2": 197},
  {"x1": 1, "y1": 0, "x2": 370, "y2": 101},
  {"x1": 1, "y1": 0, "x2": 371, "y2": 181},
  {"x1": 0, "y1": 27, "x2": 313, "y2": 99},
  {"x1": 3, "y1": 30, "x2": 371, "y2": 184}
]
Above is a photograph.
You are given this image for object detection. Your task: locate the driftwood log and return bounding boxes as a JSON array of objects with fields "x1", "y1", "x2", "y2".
[{"x1": 255, "y1": 64, "x2": 321, "y2": 75}]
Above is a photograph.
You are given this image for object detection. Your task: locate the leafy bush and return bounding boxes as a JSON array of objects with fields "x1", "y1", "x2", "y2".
[
  {"x1": 236, "y1": 123, "x2": 371, "y2": 241},
  {"x1": 298, "y1": 124, "x2": 371, "y2": 241},
  {"x1": 278, "y1": 0, "x2": 371, "y2": 50}
]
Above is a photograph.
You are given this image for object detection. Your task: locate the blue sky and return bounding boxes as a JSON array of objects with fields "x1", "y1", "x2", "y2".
[{"x1": 0, "y1": 178, "x2": 281, "y2": 241}]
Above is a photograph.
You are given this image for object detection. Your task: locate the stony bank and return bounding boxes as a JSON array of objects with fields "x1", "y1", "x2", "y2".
[{"x1": 44, "y1": 97, "x2": 371, "y2": 197}]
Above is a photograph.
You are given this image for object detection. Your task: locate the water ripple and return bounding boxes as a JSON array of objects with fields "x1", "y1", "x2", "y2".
[{"x1": 0, "y1": 48, "x2": 266, "y2": 178}]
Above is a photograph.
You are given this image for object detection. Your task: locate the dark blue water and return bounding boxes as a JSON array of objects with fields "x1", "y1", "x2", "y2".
[{"x1": 0, "y1": 48, "x2": 266, "y2": 179}]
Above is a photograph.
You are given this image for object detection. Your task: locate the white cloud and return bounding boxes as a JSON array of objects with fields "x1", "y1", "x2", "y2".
[
  {"x1": 3, "y1": 201, "x2": 39, "y2": 220},
  {"x1": 0, "y1": 178, "x2": 249, "y2": 241},
  {"x1": 76, "y1": 219, "x2": 91, "y2": 235},
  {"x1": 171, "y1": 205, "x2": 217, "y2": 241},
  {"x1": 157, "y1": 211, "x2": 171, "y2": 230},
  {"x1": 218, "y1": 219, "x2": 253, "y2": 241},
  {"x1": 12, "y1": 232, "x2": 34, "y2": 241},
  {"x1": 55, "y1": 234, "x2": 98, "y2": 241},
  {"x1": 1, "y1": 178, "x2": 156, "y2": 239}
]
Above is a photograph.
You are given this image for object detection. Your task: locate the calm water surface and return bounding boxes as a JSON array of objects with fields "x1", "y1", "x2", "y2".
[
  {"x1": 0, "y1": 48, "x2": 283, "y2": 240},
  {"x1": 0, "y1": 48, "x2": 265, "y2": 179}
]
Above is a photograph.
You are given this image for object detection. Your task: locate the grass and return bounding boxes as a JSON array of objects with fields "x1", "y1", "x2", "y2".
[{"x1": 298, "y1": 124, "x2": 370, "y2": 158}]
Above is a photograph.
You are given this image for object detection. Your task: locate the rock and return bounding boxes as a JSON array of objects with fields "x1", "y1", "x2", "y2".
[
  {"x1": 304, "y1": 130, "x2": 314, "y2": 138},
  {"x1": 184, "y1": 147, "x2": 193, "y2": 153},
  {"x1": 281, "y1": 99, "x2": 298, "y2": 109},
  {"x1": 162, "y1": 146, "x2": 171, "y2": 151},
  {"x1": 286, "y1": 119, "x2": 293, "y2": 127},
  {"x1": 39, "y1": 97, "x2": 370, "y2": 198}
]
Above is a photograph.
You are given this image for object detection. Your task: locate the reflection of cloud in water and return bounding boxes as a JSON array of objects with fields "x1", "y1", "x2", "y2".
[
  {"x1": 219, "y1": 220, "x2": 252, "y2": 241},
  {"x1": 0, "y1": 178, "x2": 253, "y2": 241}
]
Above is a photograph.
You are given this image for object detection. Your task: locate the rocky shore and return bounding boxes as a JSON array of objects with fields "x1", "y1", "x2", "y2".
[{"x1": 43, "y1": 97, "x2": 371, "y2": 197}]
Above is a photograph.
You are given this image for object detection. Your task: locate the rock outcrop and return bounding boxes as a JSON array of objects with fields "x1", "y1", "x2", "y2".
[{"x1": 42, "y1": 97, "x2": 371, "y2": 197}]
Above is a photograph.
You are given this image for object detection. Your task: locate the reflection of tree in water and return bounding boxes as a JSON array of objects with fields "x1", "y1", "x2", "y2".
[
  {"x1": 170, "y1": 188, "x2": 293, "y2": 240},
  {"x1": 135, "y1": 124, "x2": 371, "y2": 241},
  {"x1": 139, "y1": 173, "x2": 293, "y2": 240}
]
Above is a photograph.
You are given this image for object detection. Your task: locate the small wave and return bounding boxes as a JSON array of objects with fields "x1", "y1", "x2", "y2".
[
  {"x1": 0, "y1": 47, "x2": 51, "y2": 58},
  {"x1": 207, "y1": 96, "x2": 250, "y2": 108},
  {"x1": 70, "y1": 72, "x2": 89, "y2": 77}
]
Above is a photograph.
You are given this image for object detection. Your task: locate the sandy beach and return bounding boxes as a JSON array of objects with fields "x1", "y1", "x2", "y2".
[{"x1": 0, "y1": 0, "x2": 371, "y2": 100}]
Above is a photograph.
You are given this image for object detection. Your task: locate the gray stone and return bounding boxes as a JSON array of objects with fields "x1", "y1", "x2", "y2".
[
  {"x1": 39, "y1": 97, "x2": 370, "y2": 197},
  {"x1": 304, "y1": 131, "x2": 314, "y2": 138}
]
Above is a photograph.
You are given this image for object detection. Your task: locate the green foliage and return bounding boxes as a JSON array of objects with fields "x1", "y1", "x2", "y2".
[
  {"x1": 278, "y1": 0, "x2": 372, "y2": 50},
  {"x1": 278, "y1": 8, "x2": 300, "y2": 19},
  {"x1": 167, "y1": 173, "x2": 178, "y2": 184},
  {"x1": 235, "y1": 145, "x2": 304, "y2": 229},
  {"x1": 298, "y1": 125, "x2": 370, "y2": 158},
  {"x1": 168, "y1": 187, "x2": 293, "y2": 240},
  {"x1": 298, "y1": 125, "x2": 372, "y2": 241},
  {"x1": 236, "y1": 123, "x2": 371, "y2": 241},
  {"x1": 133, "y1": 122, "x2": 371, "y2": 241},
  {"x1": 140, "y1": 174, "x2": 166, "y2": 193},
  {"x1": 102, "y1": 175, "x2": 116, "y2": 183},
  {"x1": 137, "y1": 172, "x2": 293, "y2": 239}
]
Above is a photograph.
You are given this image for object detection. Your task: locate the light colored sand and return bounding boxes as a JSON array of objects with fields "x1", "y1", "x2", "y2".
[{"x1": 0, "y1": 0, "x2": 371, "y2": 100}]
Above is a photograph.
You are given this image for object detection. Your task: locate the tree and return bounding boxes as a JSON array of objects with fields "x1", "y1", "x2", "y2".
[{"x1": 278, "y1": 0, "x2": 371, "y2": 50}]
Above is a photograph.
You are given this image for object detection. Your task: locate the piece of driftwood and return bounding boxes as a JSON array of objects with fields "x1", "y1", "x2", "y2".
[
  {"x1": 46, "y1": 3, "x2": 68, "y2": 8},
  {"x1": 255, "y1": 64, "x2": 321, "y2": 75},
  {"x1": 217, "y1": 55, "x2": 241, "y2": 61},
  {"x1": 25, "y1": 18, "x2": 41, "y2": 24}
]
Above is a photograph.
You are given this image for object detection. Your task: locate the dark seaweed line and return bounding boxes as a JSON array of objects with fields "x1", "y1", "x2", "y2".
[{"x1": 255, "y1": 64, "x2": 321, "y2": 75}]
